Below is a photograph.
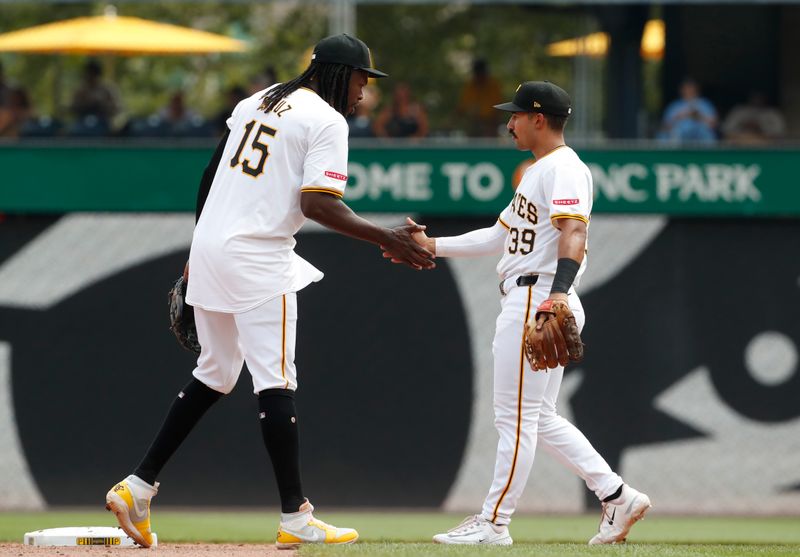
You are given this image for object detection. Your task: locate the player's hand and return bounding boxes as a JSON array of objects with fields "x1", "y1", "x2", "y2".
[
  {"x1": 183, "y1": 260, "x2": 190, "y2": 282},
  {"x1": 535, "y1": 293, "x2": 569, "y2": 331},
  {"x1": 406, "y1": 217, "x2": 436, "y2": 254},
  {"x1": 380, "y1": 220, "x2": 436, "y2": 270}
]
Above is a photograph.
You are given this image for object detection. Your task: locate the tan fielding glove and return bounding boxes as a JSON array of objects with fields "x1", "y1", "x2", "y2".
[{"x1": 524, "y1": 299, "x2": 584, "y2": 371}]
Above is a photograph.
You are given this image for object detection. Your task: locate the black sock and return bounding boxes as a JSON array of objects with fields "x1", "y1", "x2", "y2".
[
  {"x1": 602, "y1": 485, "x2": 624, "y2": 503},
  {"x1": 258, "y1": 389, "x2": 305, "y2": 513},
  {"x1": 133, "y1": 378, "x2": 223, "y2": 485}
]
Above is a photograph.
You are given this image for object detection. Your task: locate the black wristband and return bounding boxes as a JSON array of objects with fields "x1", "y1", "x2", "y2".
[{"x1": 551, "y1": 257, "x2": 580, "y2": 294}]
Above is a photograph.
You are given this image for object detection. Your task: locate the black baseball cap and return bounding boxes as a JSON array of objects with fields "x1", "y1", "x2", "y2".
[
  {"x1": 312, "y1": 34, "x2": 388, "y2": 78},
  {"x1": 494, "y1": 81, "x2": 572, "y2": 117}
]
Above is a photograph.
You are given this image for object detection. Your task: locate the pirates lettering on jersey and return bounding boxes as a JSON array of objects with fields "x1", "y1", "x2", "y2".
[
  {"x1": 510, "y1": 192, "x2": 539, "y2": 226},
  {"x1": 495, "y1": 145, "x2": 592, "y2": 282}
]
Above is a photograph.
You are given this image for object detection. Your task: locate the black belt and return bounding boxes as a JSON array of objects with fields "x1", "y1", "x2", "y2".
[{"x1": 499, "y1": 274, "x2": 539, "y2": 296}]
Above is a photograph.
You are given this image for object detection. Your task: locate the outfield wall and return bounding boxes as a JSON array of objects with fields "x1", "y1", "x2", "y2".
[{"x1": 0, "y1": 213, "x2": 797, "y2": 515}]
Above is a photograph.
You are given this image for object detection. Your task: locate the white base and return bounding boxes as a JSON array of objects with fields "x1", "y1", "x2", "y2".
[{"x1": 24, "y1": 526, "x2": 158, "y2": 547}]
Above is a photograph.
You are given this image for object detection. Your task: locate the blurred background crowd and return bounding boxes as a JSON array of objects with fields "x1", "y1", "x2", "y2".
[{"x1": 0, "y1": 1, "x2": 796, "y2": 145}]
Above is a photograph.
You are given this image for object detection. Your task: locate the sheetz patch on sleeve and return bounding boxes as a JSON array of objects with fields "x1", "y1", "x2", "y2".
[{"x1": 324, "y1": 171, "x2": 348, "y2": 181}]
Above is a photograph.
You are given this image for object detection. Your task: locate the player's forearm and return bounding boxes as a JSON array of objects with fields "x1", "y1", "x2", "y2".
[
  {"x1": 549, "y1": 219, "x2": 587, "y2": 298},
  {"x1": 435, "y1": 222, "x2": 506, "y2": 257},
  {"x1": 301, "y1": 193, "x2": 391, "y2": 245}
]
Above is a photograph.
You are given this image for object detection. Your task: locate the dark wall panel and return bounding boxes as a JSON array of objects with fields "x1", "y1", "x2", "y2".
[
  {"x1": 3, "y1": 228, "x2": 472, "y2": 507},
  {"x1": 2, "y1": 215, "x2": 799, "y2": 512}
]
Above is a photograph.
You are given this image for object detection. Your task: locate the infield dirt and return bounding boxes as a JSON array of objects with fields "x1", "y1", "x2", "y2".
[{"x1": 0, "y1": 543, "x2": 294, "y2": 556}]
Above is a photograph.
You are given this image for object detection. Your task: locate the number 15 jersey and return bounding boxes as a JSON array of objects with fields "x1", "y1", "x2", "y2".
[
  {"x1": 496, "y1": 146, "x2": 593, "y2": 286},
  {"x1": 187, "y1": 86, "x2": 350, "y2": 313}
]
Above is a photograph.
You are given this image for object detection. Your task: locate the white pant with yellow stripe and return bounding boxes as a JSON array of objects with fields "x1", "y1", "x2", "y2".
[
  {"x1": 481, "y1": 284, "x2": 623, "y2": 526},
  {"x1": 192, "y1": 293, "x2": 297, "y2": 394}
]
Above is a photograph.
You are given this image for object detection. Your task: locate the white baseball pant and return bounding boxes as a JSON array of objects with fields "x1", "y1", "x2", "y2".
[
  {"x1": 192, "y1": 293, "x2": 298, "y2": 394},
  {"x1": 481, "y1": 282, "x2": 623, "y2": 525}
]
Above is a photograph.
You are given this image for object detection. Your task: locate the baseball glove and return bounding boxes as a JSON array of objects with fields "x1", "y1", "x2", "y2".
[
  {"x1": 168, "y1": 276, "x2": 201, "y2": 354},
  {"x1": 524, "y1": 299, "x2": 583, "y2": 371}
]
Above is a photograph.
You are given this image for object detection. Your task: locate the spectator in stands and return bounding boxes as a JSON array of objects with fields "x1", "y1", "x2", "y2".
[
  {"x1": 0, "y1": 61, "x2": 11, "y2": 108},
  {"x1": 373, "y1": 82, "x2": 428, "y2": 140},
  {"x1": 346, "y1": 84, "x2": 380, "y2": 138},
  {"x1": 159, "y1": 91, "x2": 199, "y2": 128},
  {"x1": 456, "y1": 58, "x2": 504, "y2": 137},
  {"x1": 70, "y1": 59, "x2": 121, "y2": 133},
  {"x1": 658, "y1": 78, "x2": 718, "y2": 143},
  {"x1": 721, "y1": 91, "x2": 786, "y2": 145},
  {"x1": 212, "y1": 85, "x2": 248, "y2": 135},
  {"x1": 0, "y1": 87, "x2": 32, "y2": 138}
]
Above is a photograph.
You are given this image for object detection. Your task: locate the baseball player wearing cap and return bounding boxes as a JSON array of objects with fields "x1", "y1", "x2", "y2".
[
  {"x1": 105, "y1": 34, "x2": 434, "y2": 549},
  {"x1": 407, "y1": 81, "x2": 651, "y2": 545}
]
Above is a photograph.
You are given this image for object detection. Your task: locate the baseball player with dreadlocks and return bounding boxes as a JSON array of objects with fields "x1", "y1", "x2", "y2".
[{"x1": 105, "y1": 34, "x2": 434, "y2": 548}]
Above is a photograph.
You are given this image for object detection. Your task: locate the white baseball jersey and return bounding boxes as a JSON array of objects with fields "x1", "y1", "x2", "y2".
[
  {"x1": 187, "y1": 86, "x2": 350, "y2": 313},
  {"x1": 496, "y1": 145, "x2": 592, "y2": 284}
]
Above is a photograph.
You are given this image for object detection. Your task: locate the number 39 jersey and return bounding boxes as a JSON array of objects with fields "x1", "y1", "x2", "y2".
[
  {"x1": 496, "y1": 146, "x2": 593, "y2": 286},
  {"x1": 187, "y1": 86, "x2": 350, "y2": 313}
]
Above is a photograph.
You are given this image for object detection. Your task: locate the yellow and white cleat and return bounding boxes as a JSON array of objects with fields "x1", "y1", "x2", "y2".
[
  {"x1": 105, "y1": 475, "x2": 159, "y2": 548},
  {"x1": 276, "y1": 500, "x2": 358, "y2": 549}
]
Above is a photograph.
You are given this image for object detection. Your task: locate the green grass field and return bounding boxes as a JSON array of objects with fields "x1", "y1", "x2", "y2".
[{"x1": 2, "y1": 510, "x2": 799, "y2": 556}]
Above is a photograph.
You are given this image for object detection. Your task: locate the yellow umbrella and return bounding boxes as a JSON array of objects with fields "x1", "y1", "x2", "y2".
[{"x1": 0, "y1": 10, "x2": 246, "y2": 55}]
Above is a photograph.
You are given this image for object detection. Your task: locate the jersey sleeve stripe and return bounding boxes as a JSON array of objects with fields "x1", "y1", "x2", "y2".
[
  {"x1": 497, "y1": 217, "x2": 511, "y2": 230},
  {"x1": 550, "y1": 213, "x2": 589, "y2": 225},
  {"x1": 300, "y1": 187, "x2": 345, "y2": 198}
]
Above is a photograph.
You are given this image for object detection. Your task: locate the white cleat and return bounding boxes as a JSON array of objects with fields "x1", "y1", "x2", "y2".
[
  {"x1": 276, "y1": 500, "x2": 358, "y2": 549},
  {"x1": 588, "y1": 484, "x2": 652, "y2": 545},
  {"x1": 433, "y1": 515, "x2": 513, "y2": 545}
]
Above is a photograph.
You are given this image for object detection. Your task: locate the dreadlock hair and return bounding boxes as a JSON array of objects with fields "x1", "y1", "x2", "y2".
[{"x1": 259, "y1": 62, "x2": 353, "y2": 116}]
